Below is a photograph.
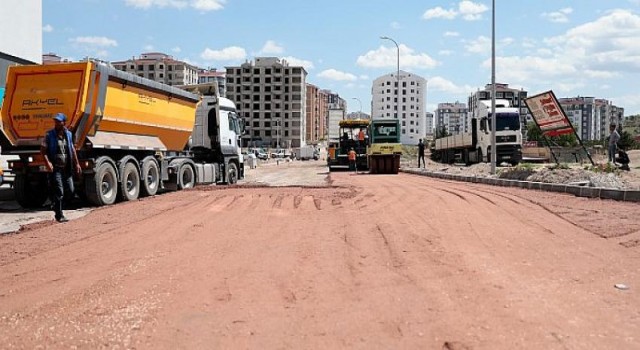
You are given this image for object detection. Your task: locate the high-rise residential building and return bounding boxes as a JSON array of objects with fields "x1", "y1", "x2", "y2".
[
  {"x1": 42, "y1": 53, "x2": 72, "y2": 65},
  {"x1": 305, "y1": 84, "x2": 330, "y2": 144},
  {"x1": 198, "y1": 69, "x2": 226, "y2": 97},
  {"x1": 111, "y1": 52, "x2": 199, "y2": 86},
  {"x1": 468, "y1": 83, "x2": 529, "y2": 131},
  {"x1": 1, "y1": 0, "x2": 41, "y2": 90},
  {"x1": 226, "y1": 57, "x2": 307, "y2": 148},
  {"x1": 435, "y1": 102, "x2": 468, "y2": 136},
  {"x1": 559, "y1": 97, "x2": 624, "y2": 141},
  {"x1": 371, "y1": 70, "x2": 426, "y2": 145},
  {"x1": 425, "y1": 112, "x2": 434, "y2": 141}
]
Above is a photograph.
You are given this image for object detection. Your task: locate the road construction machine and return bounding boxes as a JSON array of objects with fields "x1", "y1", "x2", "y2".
[
  {"x1": 367, "y1": 119, "x2": 402, "y2": 174},
  {"x1": 327, "y1": 119, "x2": 370, "y2": 171}
]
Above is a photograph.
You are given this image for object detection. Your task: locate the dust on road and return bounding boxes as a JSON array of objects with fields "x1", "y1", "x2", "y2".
[{"x1": 1, "y1": 161, "x2": 639, "y2": 349}]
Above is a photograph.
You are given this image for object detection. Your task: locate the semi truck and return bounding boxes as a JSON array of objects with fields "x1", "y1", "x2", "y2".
[
  {"x1": 0, "y1": 61, "x2": 244, "y2": 208},
  {"x1": 431, "y1": 99, "x2": 522, "y2": 165}
]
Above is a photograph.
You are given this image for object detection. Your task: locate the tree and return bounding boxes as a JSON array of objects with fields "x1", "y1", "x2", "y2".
[
  {"x1": 525, "y1": 122, "x2": 577, "y2": 146},
  {"x1": 435, "y1": 125, "x2": 449, "y2": 139},
  {"x1": 619, "y1": 130, "x2": 638, "y2": 150}
]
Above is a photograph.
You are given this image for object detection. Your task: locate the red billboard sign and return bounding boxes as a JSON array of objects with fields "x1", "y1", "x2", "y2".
[{"x1": 524, "y1": 90, "x2": 574, "y2": 137}]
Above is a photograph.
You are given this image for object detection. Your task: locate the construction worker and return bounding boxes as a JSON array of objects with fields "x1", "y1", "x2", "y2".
[
  {"x1": 348, "y1": 147, "x2": 357, "y2": 172},
  {"x1": 358, "y1": 128, "x2": 365, "y2": 147}
]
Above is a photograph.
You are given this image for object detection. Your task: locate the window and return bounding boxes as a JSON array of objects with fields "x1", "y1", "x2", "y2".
[{"x1": 137, "y1": 65, "x2": 143, "y2": 70}]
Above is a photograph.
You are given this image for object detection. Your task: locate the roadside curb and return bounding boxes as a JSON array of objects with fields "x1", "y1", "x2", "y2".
[{"x1": 401, "y1": 168, "x2": 640, "y2": 203}]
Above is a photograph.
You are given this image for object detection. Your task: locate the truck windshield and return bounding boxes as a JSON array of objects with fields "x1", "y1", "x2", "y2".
[{"x1": 488, "y1": 112, "x2": 520, "y2": 131}]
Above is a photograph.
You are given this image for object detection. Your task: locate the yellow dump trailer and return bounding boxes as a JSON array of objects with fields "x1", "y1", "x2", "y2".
[{"x1": 1, "y1": 62, "x2": 244, "y2": 208}]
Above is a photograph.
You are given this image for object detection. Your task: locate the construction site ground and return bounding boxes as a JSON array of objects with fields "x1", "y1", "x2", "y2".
[{"x1": 1, "y1": 159, "x2": 639, "y2": 349}]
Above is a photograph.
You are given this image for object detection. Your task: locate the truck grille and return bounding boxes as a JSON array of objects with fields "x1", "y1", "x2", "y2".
[{"x1": 497, "y1": 135, "x2": 517, "y2": 143}]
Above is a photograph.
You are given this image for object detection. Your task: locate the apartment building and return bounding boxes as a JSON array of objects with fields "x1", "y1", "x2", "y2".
[
  {"x1": 198, "y1": 69, "x2": 226, "y2": 97},
  {"x1": 559, "y1": 97, "x2": 624, "y2": 141},
  {"x1": 435, "y1": 102, "x2": 468, "y2": 136},
  {"x1": 111, "y1": 52, "x2": 199, "y2": 86},
  {"x1": 468, "y1": 83, "x2": 529, "y2": 131},
  {"x1": 305, "y1": 84, "x2": 330, "y2": 144},
  {"x1": 226, "y1": 57, "x2": 307, "y2": 148},
  {"x1": 425, "y1": 112, "x2": 435, "y2": 141},
  {"x1": 1, "y1": 0, "x2": 41, "y2": 90},
  {"x1": 371, "y1": 70, "x2": 426, "y2": 145}
]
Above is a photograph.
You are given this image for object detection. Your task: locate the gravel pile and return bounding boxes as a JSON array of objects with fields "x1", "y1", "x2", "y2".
[{"x1": 402, "y1": 153, "x2": 638, "y2": 190}]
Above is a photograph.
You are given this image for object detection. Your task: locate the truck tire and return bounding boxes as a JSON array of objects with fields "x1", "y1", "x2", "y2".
[
  {"x1": 177, "y1": 163, "x2": 196, "y2": 189},
  {"x1": 85, "y1": 161, "x2": 118, "y2": 206},
  {"x1": 226, "y1": 162, "x2": 238, "y2": 184},
  {"x1": 119, "y1": 162, "x2": 140, "y2": 201},
  {"x1": 140, "y1": 158, "x2": 160, "y2": 197},
  {"x1": 14, "y1": 173, "x2": 48, "y2": 209}
]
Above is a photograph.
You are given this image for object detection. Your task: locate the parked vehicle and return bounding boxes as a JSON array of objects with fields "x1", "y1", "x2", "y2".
[
  {"x1": 249, "y1": 148, "x2": 268, "y2": 160},
  {"x1": 271, "y1": 149, "x2": 286, "y2": 158},
  {"x1": 431, "y1": 99, "x2": 522, "y2": 165},
  {"x1": 0, "y1": 61, "x2": 244, "y2": 208},
  {"x1": 294, "y1": 145, "x2": 316, "y2": 161}
]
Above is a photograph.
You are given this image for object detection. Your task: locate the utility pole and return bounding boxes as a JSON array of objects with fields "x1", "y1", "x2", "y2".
[{"x1": 380, "y1": 36, "x2": 400, "y2": 120}]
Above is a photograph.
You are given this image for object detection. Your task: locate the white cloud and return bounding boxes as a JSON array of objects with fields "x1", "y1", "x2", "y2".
[
  {"x1": 172, "y1": 46, "x2": 182, "y2": 53},
  {"x1": 191, "y1": 0, "x2": 225, "y2": 11},
  {"x1": 438, "y1": 50, "x2": 453, "y2": 56},
  {"x1": 359, "y1": 74, "x2": 369, "y2": 80},
  {"x1": 317, "y1": 69, "x2": 357, "y2": 81},
  {"x1": 463, "y1": 36, "x2": 514, "y2": 55},
  {"x1": 200, "y1": 46, "x2": 246, "y2": 61},
  {"x1": 542, "y1": 7, "x2": 573, "y2": 23},
  {"x1": 124, "y1": 0, "x2": 225, "y2": 11},
  {"x1": 544, "y1": 9, "x2": 640, "y2": 73},
  {"x1": 464, "y1": 36, "x2": 490, "y2": 54},
  {"x1": 260, "y1": 40, "x2": 284, "y2": 55},
  {"x1": 144, "y1": 44, "x2": 154, "y2": 51},
  {"x1": 68, "y1": 36, "x2": 118, "y2": 59},
  {"x1": 43, "y1": 24, "x2": 53, "y2": 33},
  {"x1": 458, "y1": 0, "x2": 488, "y2": 21},
  {"x1": 422, "y1": 6, "x2": 457, "y2": 20},
  {"x1": 428, "y1": 76, "x2": 475, "y2": 94},
  {"x1": 357, "y1": 44, "x2": 438, "y2": 70},
  {"x1": 444, "y1": 31, "x2": 460, "y2": 37},
  {"x1": 282, "y1": 56, "x2": 314, "y2": 70},
  {"x1": 422, "y1": 1, "x2": 487, "y2": 21},
  {"x1": 69, "y1": 36, "x2": 118, "y2": 47},
  {"x1": 390, "y1": 21, "x2": 401, "y2": 29}
]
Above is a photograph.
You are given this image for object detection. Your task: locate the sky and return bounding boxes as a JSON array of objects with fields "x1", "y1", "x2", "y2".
[{"x1": 42, "y1": 0, "x2": 640, "y2": 116}]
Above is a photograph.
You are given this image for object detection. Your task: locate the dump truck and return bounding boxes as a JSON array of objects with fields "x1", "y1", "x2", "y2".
[
  {"x1": 367, "y1": 119, "x2": 402, "y2": 174},
  {"x1": 431, "y1": 99, "x2": 522, "y2": 165},
  {"x1": 0, "y1": 61, "x2": 244, "y2": 208}
]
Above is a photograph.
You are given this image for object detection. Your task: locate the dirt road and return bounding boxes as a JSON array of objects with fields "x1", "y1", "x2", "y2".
[{"x1": 1, "y1": 161, "x2": 639, "y2": 349}]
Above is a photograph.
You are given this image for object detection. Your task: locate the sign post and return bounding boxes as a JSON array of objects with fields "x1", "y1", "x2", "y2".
[{"x1": 524, "y1": 90, "x2": 594, "y2": 166}]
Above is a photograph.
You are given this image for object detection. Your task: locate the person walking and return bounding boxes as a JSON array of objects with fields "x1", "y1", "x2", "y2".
[
  {"x1": 608, "y1": 124, "x2": 620, "y2": 164},
  {"x1": 417, "y1": 139, "x2": 426, "y2": 168},
  {"x1": 41, "y1": 113, "x2": 81, "y2": 222},
  {"x1": 348, "y1": 147, "x2": 357, "y2": 172}
]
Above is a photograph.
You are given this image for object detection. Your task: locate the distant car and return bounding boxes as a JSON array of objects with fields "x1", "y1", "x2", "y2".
[
  {"x1": 250, "y1": 148, "x2": 268, "y2": 160},
  {"x1": 271, "y1": 149, "x2": 286, "y2": 158}
]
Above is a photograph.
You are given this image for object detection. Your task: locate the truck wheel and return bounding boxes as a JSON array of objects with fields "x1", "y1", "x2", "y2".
[
  {"x1": 85, "y1": 161, "x2": 118, "y2": 206},
  {"x1": 226, "y1": 162, "x2": 238, "y2": 184},
  {"x1": 14, "y1": 174, "x2": 48, "y2": 209},
  {"x1": 178, "y1": 163, "x2": 196, "y2": 189},
  {"x1": 119, "y1": 162, "x2": 140, "y2": 201},
  {"x1": 140, "y1": 158, "x2": 160, "y2": 197}
]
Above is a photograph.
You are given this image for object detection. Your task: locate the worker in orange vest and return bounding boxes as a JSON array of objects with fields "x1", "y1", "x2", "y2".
[
  {"x1": 348, "y1": 147, "x2": 357, "y2": 172},
  {"x1": 358, "y1": 129, "x2": 365, "y2": 147}
]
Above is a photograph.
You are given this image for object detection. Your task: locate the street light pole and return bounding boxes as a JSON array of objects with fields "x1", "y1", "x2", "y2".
[
  {"x1": 352, "y1": 97, "x2": 362, "y2": 119},
  {"x1": 490, "y1": 0, "x2": 497, "y2": 174},
  {"x1": 380, "y1": 36, "x2": 399, "y2": 119}
]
